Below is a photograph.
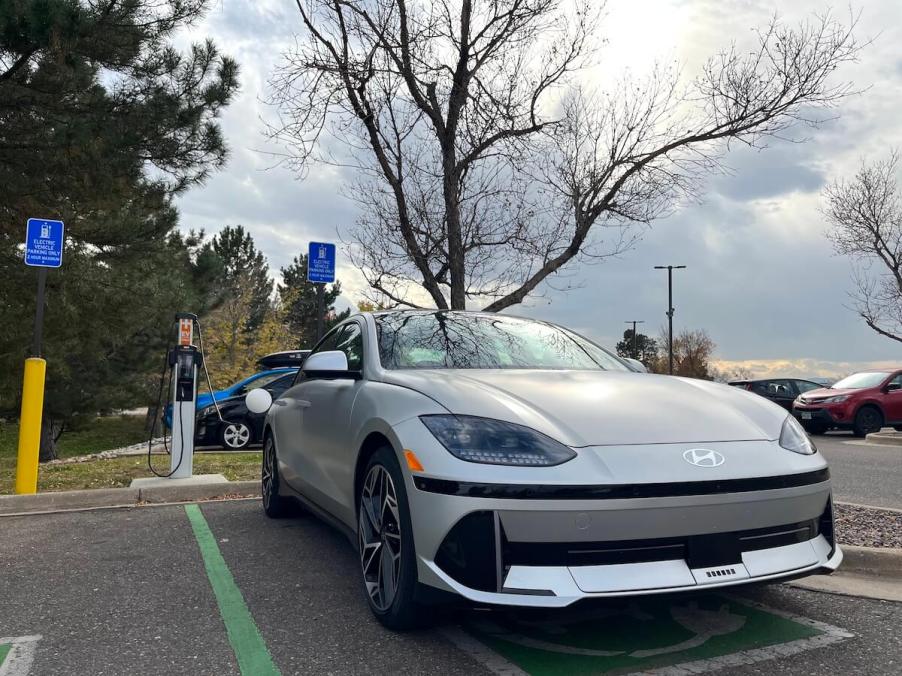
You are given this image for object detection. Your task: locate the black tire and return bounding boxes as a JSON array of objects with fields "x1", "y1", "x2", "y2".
[
  {"x1": 220, "y1": 419, "x2": 252, "y2": 450},
  {"x1": 261, "y1": 435, "x2": 294, "y2": 518},
  {"x1": 803, "y1": 422, "x2": 828, "y2": 436},
  {"x1": 357, "y1": 446, "x2": 425, "y2": 630},
  {"x1": 852, "y1": 406, "x2": 883, "y2": 438}
]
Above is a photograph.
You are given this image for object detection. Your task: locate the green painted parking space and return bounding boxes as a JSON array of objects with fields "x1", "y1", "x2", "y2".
[
  {"x1": 460, "y1": 594, "x2": 851, "y2": 675},
  {"x1": 0, "y1": 643, "x2": 10, "y2": 667}
]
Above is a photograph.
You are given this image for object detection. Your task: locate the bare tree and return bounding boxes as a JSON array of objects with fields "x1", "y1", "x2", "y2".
[
  {"x1": 270, "y1": 2, "x2": 859, "y2": 310},
  {"x1": 652, "y1": 327, "x2": 716, "y2": 379},
  {"x1": 825, "y1": 153, "x2": 902, "y2": 343}
]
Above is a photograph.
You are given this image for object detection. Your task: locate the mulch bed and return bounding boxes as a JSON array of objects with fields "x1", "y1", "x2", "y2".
[{"x1": 835, "y1": 502, "x2": 902, "y2": 549}]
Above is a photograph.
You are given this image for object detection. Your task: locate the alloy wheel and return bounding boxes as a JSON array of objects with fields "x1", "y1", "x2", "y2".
[
  {"x1": 262, "y1": 438, "x2": 274, "y2": 510},
  {"x1": 860, "y1": 409, "x2": 881, "y2": 434},
  {"x1": 358, "y1": 464, "x2": 402, "y2": 612},
  {"x1": 223, "y1": 422, "x2": 251, "y2": 448}
]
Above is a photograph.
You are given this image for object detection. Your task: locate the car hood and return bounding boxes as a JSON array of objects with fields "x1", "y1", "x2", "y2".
[
  {"x1": 798, "y1": 387, "x2": 859, "y2": 401},
  {"x1": 380, "y1": 369, "x2": 787, "y2": 447}
]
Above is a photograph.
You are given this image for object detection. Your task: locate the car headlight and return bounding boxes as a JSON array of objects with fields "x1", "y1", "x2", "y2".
[
  {"x1": 780, "y1": 415, "x2": 817, "y2": 455},
  {"x1": 823, "y1": 395, "x2": 848, "y2": 403},
  {"x1": 419, "y1": 415, "x2": 577, "y2": 466},
  {"x1": 198, "y1": 405, "x2": 218, "y2": 418}
]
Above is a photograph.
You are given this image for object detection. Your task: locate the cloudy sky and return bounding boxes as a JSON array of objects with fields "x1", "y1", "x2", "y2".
[{"x1": 175, "y1": 0, "x2": 902, "y2": 379}]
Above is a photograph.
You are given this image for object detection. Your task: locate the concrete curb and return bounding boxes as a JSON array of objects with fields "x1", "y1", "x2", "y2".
[
  {"x1": 864, "y1": 431, "x2": 902, "y2": 446},
  {"x1": 0, "y1": 480, "x2": 260, "y2": 516},
  {"x1": 839, "y1": 544, "x2": 902, "y2": 578},
  {"x1": 790, "y1": 545, "x2": 902, "y2": 603}
]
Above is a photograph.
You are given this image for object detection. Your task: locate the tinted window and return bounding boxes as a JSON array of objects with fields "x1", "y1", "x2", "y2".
[
  {"x1": 335, "y1": 322, "x2": 364, "y2": 370},
  {"x1": 750, "y1": 382, "x2": 771, "y2": 396},
  {"x1": 375, "y1": 312, "x2": 628, "y2": 371},
  {"x1": 263, "y1": 373, "x2": 296, "y2": 394},
  {"x1": 312, "y1": 327, "x2": 342, "y2": 355},
  {"x1": 240, "y1": 371, "x2": 289, "y2": 392},
  {"x1": 768, "y1": 379, "x2": 794, "y2": 396},
  {"x1": 293, "y1": 327, "x2": 343, "y2": 385}
]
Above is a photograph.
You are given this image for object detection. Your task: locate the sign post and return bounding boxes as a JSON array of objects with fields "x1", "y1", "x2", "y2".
[
  {"x1": 16, "y1": 218, "x2": 65, "y2": 494},
  {"x1": 307, "y1": 242, "x2": 336, "y2": 341}
]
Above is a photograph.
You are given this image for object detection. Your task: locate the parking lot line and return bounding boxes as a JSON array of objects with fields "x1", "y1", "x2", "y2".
[
  {"x1": 0, "y1": 635, "x2": 40, "y2": 676},
  {"x1": 184, "y1": 504, "x2": 280, "y2": 676}
]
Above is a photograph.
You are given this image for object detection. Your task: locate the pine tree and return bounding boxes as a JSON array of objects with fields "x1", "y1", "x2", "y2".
[
  {"x1": 210, "y1": 226, "x2": 273, "y2": 332},
  {"x1": 278, "y1": 254, "x2": 350, "y2": 348},
  {"x1": 0, "y1": 1, "x2": 239, "y2": 459}
]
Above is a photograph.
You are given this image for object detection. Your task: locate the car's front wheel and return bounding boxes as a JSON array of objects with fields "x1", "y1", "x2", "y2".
[
  {"x1": 853, "y1": 406, "x2": 883, "y2": 437},
  {"x1": 220, "y1": 420, "x2": 252, "y2": 449},
  {"x1": 261, "y1": 436, "x2": 293, "y2": 518},
  {"x1": 357, "y1": 447, "x2": 424, "y2": 630},
  {"x1": 803, "y1": 421, "x2": 828, "y2": 435}
]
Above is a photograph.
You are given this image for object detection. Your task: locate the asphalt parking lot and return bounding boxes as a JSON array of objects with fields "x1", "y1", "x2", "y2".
[
  {"x1": 814, "y1": 432, "x2": 902, "y2": 509},
  {"x1": 2, "y1": 499, "x2": 901, "y2": 675}
]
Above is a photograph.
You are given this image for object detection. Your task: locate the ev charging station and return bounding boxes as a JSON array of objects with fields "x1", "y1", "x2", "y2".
[{"x1": 168, "y1": 313, "x2": 200, "y2": 479}]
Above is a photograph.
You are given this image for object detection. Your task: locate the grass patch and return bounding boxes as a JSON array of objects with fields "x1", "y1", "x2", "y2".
[
  {"x1": 0, "y1": 452, "x2": 260, "y2": 494},
  {"x1": 0, "y1": 415, "x2": 148, "y2": 461},
  {"x1": 0, "y1": 415, "x2": 150, "y2": 493}
]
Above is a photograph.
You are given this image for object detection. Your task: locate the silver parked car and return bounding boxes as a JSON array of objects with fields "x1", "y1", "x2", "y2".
[{"x1": 246, "y1": 311, "x2": 841, "y2": 629}]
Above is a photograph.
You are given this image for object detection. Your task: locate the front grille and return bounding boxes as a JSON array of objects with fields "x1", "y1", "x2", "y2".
[
  {"x1": 504, "y1": 519, "x2": 819, "y2": 569},
  {"x1": 434, "y1": 502, "x2": 836, "y2": 594}
]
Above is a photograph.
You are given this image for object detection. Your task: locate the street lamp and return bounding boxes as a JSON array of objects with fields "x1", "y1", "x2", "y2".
[
  {"x1": 654, "y1": 265, "x2": 687, "y2": 375},
  {"x1": 624, "y1": 320, "x2": 645, "y2": 358}
]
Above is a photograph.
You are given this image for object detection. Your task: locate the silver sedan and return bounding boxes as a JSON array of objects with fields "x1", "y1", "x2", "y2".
[{"x1": 246, "y1": 311, "x2": 841, "y2": 629}]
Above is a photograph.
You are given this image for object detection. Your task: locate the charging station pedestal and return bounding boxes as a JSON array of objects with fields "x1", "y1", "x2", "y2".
[{"x1": 169, "y1": 314, "x2": 199, "y2": 478}]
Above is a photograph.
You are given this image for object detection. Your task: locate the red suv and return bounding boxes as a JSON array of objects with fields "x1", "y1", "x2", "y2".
[{"x1": 792, "y1": 369, "x2": 902, "y2": 436}]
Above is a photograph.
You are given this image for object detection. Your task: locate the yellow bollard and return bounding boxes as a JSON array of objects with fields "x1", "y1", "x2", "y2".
[{"x1": 15, "y1": 357, "x2": 47, "y2": 494}]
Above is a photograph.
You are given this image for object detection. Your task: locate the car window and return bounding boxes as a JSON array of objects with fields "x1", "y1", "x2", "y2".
[
  {"x1": 263, "y1": 373, "x2": 296, "y2": 393},
  {"x1": 795, "y1": 381, "x2": 821, "y2": 394},
  {"x1": 750, "y1": 382, "x2": 771, "y2": 396},
  {"x1": 238, "y1": 371, "x2": 287, "y2": 393},
  {"x1": 295, "y1": 327, "x2": 342, "y2": 382},
  {"x1": 768, "y1": 379, "x2": 794, "y2": 396},
  {"x1": 335, "y1": 322, "x2": 364, "y2": 371}
]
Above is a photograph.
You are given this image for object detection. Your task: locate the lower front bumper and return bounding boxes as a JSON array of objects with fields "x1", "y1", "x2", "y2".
[
  {"x1": 420, "y1": 537, "x2": 842, "y2": 608},
  {"x1": 793, "y1": 407, "x2": 848, "y2": 428}
]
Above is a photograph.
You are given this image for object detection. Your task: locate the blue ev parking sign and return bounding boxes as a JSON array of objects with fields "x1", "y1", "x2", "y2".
[
  {"x1": 25, "y1": 218, "x2": 65, "y2": 268},
  {"x1": 307, "y1": 242, "x2": 336, "y2": 283}
]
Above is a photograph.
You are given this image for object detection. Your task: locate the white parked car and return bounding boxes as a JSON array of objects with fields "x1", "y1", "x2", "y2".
[{"x1": 247, "y1": 311, "x2": 841, "y2": 629}]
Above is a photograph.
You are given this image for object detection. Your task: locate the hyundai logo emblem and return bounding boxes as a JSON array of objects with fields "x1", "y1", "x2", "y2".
[{"x1": 682, "y1": 448, "x2": 725, "y2": 468}]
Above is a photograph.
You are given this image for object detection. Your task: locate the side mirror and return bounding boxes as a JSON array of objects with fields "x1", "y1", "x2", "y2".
[
  {"x1": 624, "y1": 358, "x2": 648, "y2": 373},
  {"x1": 886, "y1": 382, "x2": 901, "y2": 392},
  {"x1": 303, "y1": 350, "x2": 362, "y2": 380},
  {"x1": 245, "y1": 388, "x2": 273, "y2": 414}
]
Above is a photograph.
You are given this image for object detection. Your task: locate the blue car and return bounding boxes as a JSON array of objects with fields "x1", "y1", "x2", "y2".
[{"x1": 163, "y1": 368, "x2": 298, "y2": 428}]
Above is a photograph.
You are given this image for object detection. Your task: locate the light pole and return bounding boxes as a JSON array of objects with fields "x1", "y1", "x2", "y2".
[
  {"x1": 654, "y1": 265, "x2": 687, "y2": 375},
  {"x1": 624, "y1": 320, "x2": 645, "y2": 359}
]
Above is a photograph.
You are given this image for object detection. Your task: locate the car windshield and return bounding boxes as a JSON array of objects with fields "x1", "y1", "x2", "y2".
[
  {"x1": 375, "y1": 312, "x2": 629, "y2": 371},
  {"x1": 832, "y1": 372, "x2": 890, "y2": 390}
]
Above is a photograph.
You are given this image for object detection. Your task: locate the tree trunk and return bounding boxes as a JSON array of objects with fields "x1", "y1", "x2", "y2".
[{"x1": 38, "y1": 416, "x2": 63, "y2": 462}]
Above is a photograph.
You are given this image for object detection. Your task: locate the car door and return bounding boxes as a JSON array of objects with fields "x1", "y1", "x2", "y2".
[
  {"x1": 272, "y1": 327, "x2": 342, "y2": 494},
  {"x1": 880, "y1": 372, "x2": 902, "y2": 423},
  {"x1": 275, "y1": 321, "x2": 365, "y2": 521}
]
